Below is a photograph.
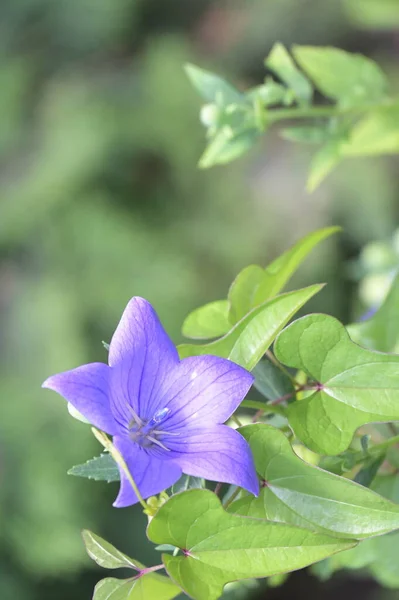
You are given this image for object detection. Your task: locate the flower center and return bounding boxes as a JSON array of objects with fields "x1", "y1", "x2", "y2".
[{"x1": 128, "y1": 407, "x2": 173, "y2": 451}]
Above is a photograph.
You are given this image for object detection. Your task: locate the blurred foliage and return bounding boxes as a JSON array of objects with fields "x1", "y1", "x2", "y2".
[{"x1": 0, "y1": 1, "x2": 398, "y2": 600}]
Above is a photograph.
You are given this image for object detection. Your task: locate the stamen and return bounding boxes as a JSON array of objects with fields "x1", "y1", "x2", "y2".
[
  {"x1": 151, "y1": 429, "x2": 180, "y2": 437},
  {"x1": 146, "y1": 436, "x2": 170, "y2": 451},
  {"x1": 127, "y1": 406, "x2": 143, "y2": 429}
]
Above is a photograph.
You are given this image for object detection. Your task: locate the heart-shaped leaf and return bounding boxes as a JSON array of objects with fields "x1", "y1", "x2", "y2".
[
  {"x1": 178, "y1": 285, "x2": 322, "y2": 370},
  {"x1": 274, "y1": 314, "x2": 399, "y2": 454},
  {"x1": 147, "y1": 489, "x2": 355, "y2": 600},
  {"x1": 228, "y1": 424, "x2": 399, "y2": 538}
]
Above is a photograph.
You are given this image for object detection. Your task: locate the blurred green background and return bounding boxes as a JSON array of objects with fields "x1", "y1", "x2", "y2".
[{"x1": 1, "y1": 1, "x2": 399, "y2": 599}]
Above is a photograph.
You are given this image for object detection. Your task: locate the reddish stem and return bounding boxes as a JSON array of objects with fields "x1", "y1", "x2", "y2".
[{"x1": 135, "y1": 564, "x2": 165, "y2": 579}]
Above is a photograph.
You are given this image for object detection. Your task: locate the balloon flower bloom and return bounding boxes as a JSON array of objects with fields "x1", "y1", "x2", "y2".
[{"x1": 43, "y1": 298, "x2": 258, "y2": 506}]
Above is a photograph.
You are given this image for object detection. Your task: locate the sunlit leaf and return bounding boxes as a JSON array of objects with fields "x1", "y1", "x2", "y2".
[
  {"x1": 185, "y1": 63, "x2": 242, "y2": 104},
  {"x1": 274, "y1": 314, "x2": 399, "y2": 454},
  {"x1": 83, "y1": 531, "x2": 181, "y2": 600},
  {"x1": 293, "y1": 46, "x2": 387, "y2": 106},
  {"x1": 306, "y1": 137, "x2": 344, "y2": 192},
  {"x1": 228, "y1": 264, "x2": 264, "y2": 324},
  {"x1": 246, "y1": 80, "x2": 287, "y2": 106},
  {"x1": 229, "y1": 424, "x2": 399, "y2": 538},
  {"x1": 82, "y1": 530, "x2": 141, "y2": 570},
  {"x1": 322, "y1": 474, "x2": 399, "y2": 588},
  {"x1": 266, "y1": 43, "x2": 313, "y2": 105},
  {"x1": 178, "y1": 285, "x2": 322, "y2": 371},
  {"x1": 343, "y1": 105, "x2": 399, "y2": 156},
  {"x1": 199, "y1": 127, "x2": 259, "y2": 168},
  {"x1": 252, "y1": 227, "x2": 339, "y2": 303},
  {"x1": 182, "y1": 299, "x2": 230, "y2": 340},
  {"x1": 93, "y1": 574, "x2": 181, "y2": 600},
  {"x1": 147, "y1": 489, "x2": 355, "y2": 600}
]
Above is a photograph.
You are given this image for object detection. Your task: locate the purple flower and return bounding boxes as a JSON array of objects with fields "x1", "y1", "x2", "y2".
[{"x1": 42, "y1": 297, "x2": 258, "y2": 507}]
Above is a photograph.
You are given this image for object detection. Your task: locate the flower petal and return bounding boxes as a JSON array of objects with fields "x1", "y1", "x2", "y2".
[
  {"x1": 42, "y1": 363, "x2": 118, "y2": 434},
  {"x1": 108, "y1": 297, "x2": 179, "y2": 422},
  {"x1": 161, "y1": 425, "x2": 259, "y2": 496},
  {"x1": 159, "y1": 355, "x2": 253, "y2": 430},
  {"x1": 112, "y1": 436, "x2": 182, "y2": 507}
]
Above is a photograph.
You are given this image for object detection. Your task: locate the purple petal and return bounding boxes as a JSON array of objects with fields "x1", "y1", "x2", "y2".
[
  {"x1": 112, "y1": 436, "x2": 182, "y2": 507},
  {"x1": 108, "y1": 298, "x2": 179, "y2": 422},
  {"x1": 162, "y1": 425, "x2": 259, "y2": 496},
  {"x1": 159, "y1": 355, "x2": 253, "y2": 430},
  {"x1": 42, "y1": 363, "x2": 118, "y2": 435}
]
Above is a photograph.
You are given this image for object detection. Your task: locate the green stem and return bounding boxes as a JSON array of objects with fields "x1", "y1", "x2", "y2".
[
  {"x1": 267, "y1": 98, "x2": 399, "y2": 124},
  {"x1": 240, "y1": 399, "x2": 286, "y2": 416},
  {"x1": 223, "y1": 487, "x2": 242, "y2": 510},
  {"x1": 231, "y1": 413, "x2": 243, "y2": 427},
  {"x1": 351, "y1": 433, "x2": 399, "y2": 464},
  {"x1": 92, "y1": 427, "x2": 149, "y2": 511},
  {"x1": 369, "y1": 433, "x2": 399, "y2": 455}
]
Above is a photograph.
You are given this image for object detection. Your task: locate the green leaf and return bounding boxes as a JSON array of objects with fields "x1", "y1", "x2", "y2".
[
  {"x1": 343, "y1": 105, "x2": 399, "y2": 156},
  {"x1": 274, "y1": 314, "x2": 399, "y2": 455},
  {"x1": 228, "y1": 424, "x2": 399, "y2": 538},
  {"x1": 147, "y1": 489, "x2": 355, "y2": 600},
  {"x1": 306, "y1": 137, "x2": 344, "y2": 192},
  {"x1": 185, "y1": 63, "x2": 242, "y2": 105},
  {"x1": 68, "y1": 453, "x2": 120, "y2": 482},
  {"x1": 93, "y1": 574, "x2": 181, "y2": 600},
  {"x1": 178, "y1": 285, "x2": 322, "y2": 371},
  {"x1": 171, "y1": 475, "x2": 204, "y2": 494},
  {"x1": 82, "y1": 530, "x2": 141, "y2": 570},
  {"x1": 182, "y1": 299, "x2": 230, "y2": 340},
  {"x1": 228, "y1": 264, "x2": 264, "y2": 324},
  {"x1": 83, "y1": 531, "x2": 181, "y2": 600},
  {"x1": 325, "y1": 475, "x2": 399, "y2": 588},
  {"x1": 199, "y1": 127, "x2": 259, "y2": 169},
  {"x1": 246, "y1": 80, "x2": 288, "y2": 106},
  {"x1": 292, "y1": 46, "x2": 387, "y2": 106},
  {"x1": 253, "y1": 227, "x2": 340, "y2": 303},
  {"x1": 354, "y1": 454, "x2": 386, "y2": 488},
  {"x1": 252, "y1": 359, "x2": 294, "y2": 402},
  {"x1": 266, "y1": 43, "x2": 313, "y2": 105}
]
